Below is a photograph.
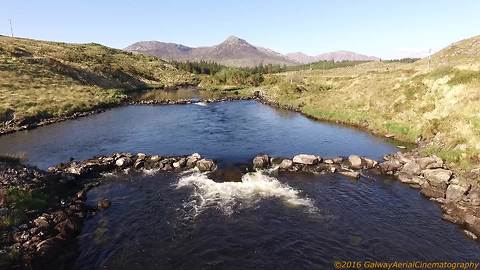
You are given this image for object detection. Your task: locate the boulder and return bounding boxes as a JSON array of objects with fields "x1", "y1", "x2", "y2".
[
  {"x1": 466, "y1": 188, "x2": 480, "y2": 206},
  {"x1": 417, "y1": 156, "x2": 444, "y2": 169},
  {"x1": 278, "y1": 159, "x2": 293, "y2": 170},
  {"x1": 36, "y1": 236, "x2": 65, "y2": 260},
  {"x1": 363, "y1": 158, "x2": 378, "y2": 169},
  {"x1": 339, "y1": 171, "x2": 360, "y2": 179},
  {"x1": 33, "y1": 216, "x2": 50, "y2": 230},
  {"x1": 397, "y1": 173, "x2": 425, "y2": 185},
  {"x1": 423, "y1": 168, "x2": 452, "y2": 189},
  {"x1": 136, "y1": 153, "x2": 146, "y2": 161},
  {"x1": 54, "y1": 218, "x2": 81, "y2": 239},
  {"x1": 292, "y1": 154, "x2": 318, "y2": 165},
  {"x1": 133, "y1": 160, "x2": 144, "y2": 169},
  {"x1": 446, "y1": 181, "x2": 470, "y2": 202},
  {"x1": 400, "y1": 161, "x2": 422, "y2": 176},
  {"x1": 97, "y1": 199, "x2": 111, "y2": 210},
  {"x1": 379, "y1": 159, "x2": 402, "y2": 174},
  {"x1": 332, "y1": 157, "x2": 343, "y2": 164},
  {"x1": 253, "y1": 154, "x2": 270, "y2": 169},
  {"x1": 186, "y1": 153, "x2": 201, "y2": 168},
  {"x1": 348, "y1": 155, "x2": 362, "y2": 169},
  {"x1": 420, "y1": 182, "x2": 446, "y2": 199},
  {"x1": 173, "y1": 158, "x2": 186, "y2": 169},
  {"x1": 324, "y1": 159, "x2": 334, "y2": 164},
  {"x1": 115, "y1": 157, "x2": 133, "y2": 167},
  {"x1": 465, "y1": 214, "x2": 480, "y2": 237},
  {"x1": 196, "y1": 159, "x2": 216, "y2": 172}
]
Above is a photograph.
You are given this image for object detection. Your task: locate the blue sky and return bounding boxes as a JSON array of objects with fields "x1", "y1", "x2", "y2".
[{"x1": 1, "y1": 0, "x2": 479, "y2": 59}]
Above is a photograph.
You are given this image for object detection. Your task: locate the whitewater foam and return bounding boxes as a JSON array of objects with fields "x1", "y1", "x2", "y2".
[
  {"x1": 194, "y1": 101, "x2": 208, "y2": 106},
  {"x1": 176, "y1": 171, "x2": 316, "y2": 216}
]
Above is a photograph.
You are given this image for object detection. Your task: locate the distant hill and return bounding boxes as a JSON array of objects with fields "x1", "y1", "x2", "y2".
[
  {"x1": 418, "y1": 35, "x2": 480, "y2": 67},
  {"x1": 125, "y1": 36, "x2": 298, "y2": 67},
  {"x1": 286, "y1": 50, "x2": 379, "y2": 64}
]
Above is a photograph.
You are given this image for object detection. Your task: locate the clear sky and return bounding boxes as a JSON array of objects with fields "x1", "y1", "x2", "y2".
[{"x1": 1, "y1": 0, "x2": 479, "y2": 59}]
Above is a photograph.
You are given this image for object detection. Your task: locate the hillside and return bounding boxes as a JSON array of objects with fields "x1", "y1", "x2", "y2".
[
  {"x1": 256, "y1": 35, "x2": 480, "y2": 173},
  {"x1": 286, "y1": 50, "x2": 379, "y2": 64},
  {"x1": 0, "y1": 35, "x2": 195, "y2": 125},
  {"x1": 125, "y1": 36, "x2": 298, "y2": 67}
]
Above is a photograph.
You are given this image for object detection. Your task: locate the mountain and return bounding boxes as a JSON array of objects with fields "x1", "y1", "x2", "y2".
[
  {"x1": 125, "y1": 36, "x2": 298, "y2": 67},
  {"x1": 286, "y1": 50, "x2": 380, "y2": 64}
]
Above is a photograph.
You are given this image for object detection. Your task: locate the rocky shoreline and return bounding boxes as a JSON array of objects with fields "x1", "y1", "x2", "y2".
[
  {"x1": 250, "y1": 152, "x2": 480, "y2": 241},
  {"x1": 0, "y1": 152, "x2": 216, "y2": 269}
]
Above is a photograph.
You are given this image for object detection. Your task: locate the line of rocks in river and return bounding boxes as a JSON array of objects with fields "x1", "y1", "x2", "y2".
[
  {"x1": 251, "y1": 152, "x2": 480, "y2": 240},
  {"x1": 1, "y1": 152, "x2": 216, "y2": 269},
  {"x1": 129, "y1": 96, "x2": 254, "y2": 105}
]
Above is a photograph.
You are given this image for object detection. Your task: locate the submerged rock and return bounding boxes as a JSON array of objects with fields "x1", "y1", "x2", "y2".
[
  {"x1": 292, "y1": 154, "x2": 318, "y2": 165},
  {"x1": 97, "y1": 199, "x2": 111, "y2": 210},
  {"x1": 339, "y1": 171, "x2": 360, "y2": 179}
]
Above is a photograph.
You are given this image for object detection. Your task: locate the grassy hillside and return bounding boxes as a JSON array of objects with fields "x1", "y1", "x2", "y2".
[
  {"x1": 255, "y1": 35, "x2": 480, "y2": 172},
  {"x1": 0, "y1": 35, "x2": 196, "y2": 124}
]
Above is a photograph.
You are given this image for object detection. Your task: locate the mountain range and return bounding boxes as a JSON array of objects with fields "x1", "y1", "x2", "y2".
[{"x1": 125, "y1": 36, "x2": 379, "y2": 67}]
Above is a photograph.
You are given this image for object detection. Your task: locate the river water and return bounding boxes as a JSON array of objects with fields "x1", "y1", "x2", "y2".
[{"x1": 0, "y1": 101, "x2": 478, "y2": 269}]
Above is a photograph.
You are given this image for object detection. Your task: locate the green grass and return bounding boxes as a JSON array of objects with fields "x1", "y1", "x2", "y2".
[
  {"x1": 0, "y1": 36, "x2": 196, "y2": 124},
  {"x1": 1, "y1": 187, "x2": 49, "y2": 229},
  {"x1": 253, "y1": 36, "x2": 480, "y2": 174}
]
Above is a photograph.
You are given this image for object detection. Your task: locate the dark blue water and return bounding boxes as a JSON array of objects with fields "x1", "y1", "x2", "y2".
[
  {"x1": 0, "y1": 101, "x2": 478, "y2": 270},
  {"x1": 0, "y1": 101, "x2": 395, "y2": 169}
]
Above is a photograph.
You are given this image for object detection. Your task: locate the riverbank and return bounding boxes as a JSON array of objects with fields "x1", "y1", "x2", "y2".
[
  {"x1": 0, "y1": 35, "x2": 196, "y2": 135},
  {"x1": 0, "y1": 152, "x2": 216, "y2": 269}
]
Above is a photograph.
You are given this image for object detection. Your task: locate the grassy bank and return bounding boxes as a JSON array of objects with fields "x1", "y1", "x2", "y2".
[
  {"x1": 252, "y1": 35, "x2": 480, "y2": 174},
  {"x1": 0, "y1": 35, "x2": 196, "y2": 124}
]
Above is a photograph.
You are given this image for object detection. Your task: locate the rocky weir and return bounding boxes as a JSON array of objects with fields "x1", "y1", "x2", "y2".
[
  {"x1": 250, "y1": 152, "x2": 480, "y2": 241},
  {"x1": 0, "y1": 152, "x2": 216, "y2": 269},
  {"x1": 1, "y1": 149, "x2": 480, "y2": 268}
]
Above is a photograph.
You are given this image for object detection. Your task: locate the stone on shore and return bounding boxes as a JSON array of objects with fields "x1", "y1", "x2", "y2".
[
  {"x1": 423, "y1": 168, "x2": 452, "y2": 189},
  {"x1": 400, "y1": 160, "x2": 422, "y2": 175},
  {"x1": 379, "y1": 159, "x2": 402, "y2": 174},
  {"x1": 417, "y1": 156, "x2": 444, "y2": 169},
  {"x1": 292, "y1": 154, "x2": 318, "y2": 165}
]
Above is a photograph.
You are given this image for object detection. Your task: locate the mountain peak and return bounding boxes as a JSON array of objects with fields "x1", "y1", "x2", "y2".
[
  {"x1": 225, "y1": 35, "x2": 242, "y2": 42},
  {"x1": 220, "y1": 35, "x2": 251, "y2": 46}
]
